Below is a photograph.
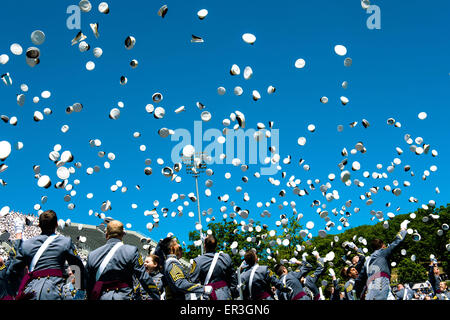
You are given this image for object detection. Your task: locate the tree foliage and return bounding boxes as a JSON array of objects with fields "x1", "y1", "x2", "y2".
[{"x1": 183, "y1": 204, "x2": 450, "y2": 284}]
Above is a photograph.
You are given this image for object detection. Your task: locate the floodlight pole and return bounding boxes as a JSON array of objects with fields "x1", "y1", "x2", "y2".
[
  {"x1": 184, "y1": 153, "x2": 206, "y2": 256},
  {"x1": 194, "y1": 172, "x2": 204, "y2": 255}
]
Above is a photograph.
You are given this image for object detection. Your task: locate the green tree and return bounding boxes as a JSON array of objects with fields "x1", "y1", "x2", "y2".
[{"x1": 397, "y1": 259, "x2": 428, "y2": 284}]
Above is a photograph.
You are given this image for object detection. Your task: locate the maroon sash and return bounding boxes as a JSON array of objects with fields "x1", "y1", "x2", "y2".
[
  {"x1": 255, "y1": 291, "x2": 271, "y2": 300},
  {"x1": 0, "y1": 295, "x2": 14, "y2": 300},
  {"x1": 293, "y1": 291, "x2": 307, "y2": 300},
  {"x1": 207, "y1": 280, "x2": 228, "y2": 300},
  {"x1": 90, "y1": 280, "x2": 130, "y2": 300},
  {"x1": 366, "y1": 272, "x2": 391, "y2": 287},
  {"x1": 16, "y1": 268, "x2": 63, "y2": 300}
]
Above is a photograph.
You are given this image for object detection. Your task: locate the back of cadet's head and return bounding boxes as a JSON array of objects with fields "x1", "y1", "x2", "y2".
[
  {"x1": 244, "y1": 249, "x2": 257, "y2": 266},
  {"x1": 204, "y1": 235, "x2": 217, "y2": 253},
  {"x1": 106, "y1": 220, "x2": 125, "y2": 240},
  {"x1": 39, "y1": 210, "x2": 58, "y2": 234},
  {"x1": 159, "y1": 236, "x2": 176, "y2": 256},
  {"x1": 371, "y1": 238, "x2": 384, "y2": 251}
]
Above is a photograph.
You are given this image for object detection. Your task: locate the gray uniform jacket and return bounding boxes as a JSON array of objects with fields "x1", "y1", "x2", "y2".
[
  {"x1": 360, "y1": 230, "x2": 407, "y2": 300},
  {"x1": 189, "y1": 252, "x2": 237, "y2": 300},
  {"x1": 277, "y1": 271, "x2": 310, "y2": 300},
  {"x1": 0, "y1": 240, "x2": 22, "y2": 299},
  {"x1": 241, "y1": 264, "x2": 289, "y2": 300},
  {"x1": 86, "y1": 238, "x2": 160, "y2": 300},
  {"x1": 304, "y1": 258, "x2": 325, "y2": 299},
  {"x1": 163, "y1": 254, "x2": 205, "y2": 300},
  {"x1": 396, "y1": 287, "x2": 415, "y2": 300},
  {"x1": 6, "y1": 234, "x2": 86, "y2": 300},
  {"x1": 428, "y1": 265, "x2": 442, "y2": 296},
  {"x1": 344, "y1": 279, "x2": 357, "y2": 300}
]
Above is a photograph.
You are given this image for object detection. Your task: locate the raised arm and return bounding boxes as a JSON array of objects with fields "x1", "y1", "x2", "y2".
[
  {"x1": 132, "y1": 248, "x2": 160, "y2": 300},
  {"x1": 381, "y1": 229, "x2": 407, "y2": 257}
]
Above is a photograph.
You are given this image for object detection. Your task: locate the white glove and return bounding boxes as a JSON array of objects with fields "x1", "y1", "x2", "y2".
[
  {"x1": 204, "y1": 285, "x2": 213, "y2": 295},
  {"x1": 312, "y1": 250, "x2": 320, "y2": 259},
  {"x1": 347, "y1": 242, "x2": 357, "y2": 250},
  {"x1": 14, "y1": 218, "x2": 24, "y2": 234},
  {"x1": 329, "y1": 268, "x2": 335, "y2": 277},
  {"x1": 302, "y1": 252, "x2": 308, "y2": 261},
  {"x1": 400, "y1": 220, "x2": 410, "y2": 230}
]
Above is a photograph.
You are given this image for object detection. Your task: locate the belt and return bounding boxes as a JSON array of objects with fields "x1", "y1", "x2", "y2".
[
  {"x1": 293, "y1": 291, "x2": 307, "y2": 300},
  {"x1": 90, "y1": 280, "x2": 130, "y2": 300},
  {"x1": 207, "y1": 280, "x2": 228, "y2": 300},
  {"x1": 16, "y1": 268, "x2": 63, "y2": 300}
]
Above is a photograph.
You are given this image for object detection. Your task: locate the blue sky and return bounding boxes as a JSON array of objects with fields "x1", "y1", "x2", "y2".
[{"x1": 0, "y1": 0, "x2": 449, "y2": 246}]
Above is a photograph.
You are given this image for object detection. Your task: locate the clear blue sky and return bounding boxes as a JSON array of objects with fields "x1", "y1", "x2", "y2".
[{"x1": 1, "y1": 0, "x2": 449, "y2": 245}]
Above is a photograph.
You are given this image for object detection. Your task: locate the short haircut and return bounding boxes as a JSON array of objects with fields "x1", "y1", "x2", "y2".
[
  {"x1": 244, "y1": 250, "x2": 257, "y2": 266},
  {"x1": 204, "y1": 235, "x2": 217, "y2": 253},
  {"x1": 106, "y1": 220, "x2": 125, "y2": 239},
  {"x1": 39, "y1": 210, "x2": 57, "y2": 233},
  {"x1": 346, "y1": 266, "x2": 356, "y2": 277},
  {"x1": 340, "y1": 266, "x2": 349, "y2": 279},
  {"x1": 159, "y1": 237, "x2": 176, "y2": 256},
  {"x1": 274, "y1": 264, "x2": 285, "y2": 276},
  {"x1": 371, "y1": 239, "x2": 384, "y2": 251},
  {"x1": 149, "y1": 254, "x2": 160, "y2": 267}
]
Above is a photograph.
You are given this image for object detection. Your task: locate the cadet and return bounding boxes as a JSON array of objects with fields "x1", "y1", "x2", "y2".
[
  {"x1": 0, "y1": 218, "x2": 23, "y2": 300},
  {"x1": 240, "y1": 249, "x2": 291, "y2": 300},
  {"x1": 428, "y1": 259, "x2": 443, "y2": 297},
  {"x1": 155, "y1": 236, "x2": 212, "y2": 300},
  {"x1": 86, "y1": 220, "x2": 160, "y2": 300},
  {"x1": 341, "y1": 265, "x2": 359, "y2": 300},
  {"x1": 274, "y1": 263, "x2": 310, "y2": 300},
  {"x1": 359, "y1": 220, "x2": 409, "y2": 300},
  {"x1": 436, "y1": 282, "x2": 450, "y2": 300},
  {"x1": 189, "y1": 235, "x2": 238, "y2": 300},
  {"x1": 144, "y1": 254, "x2": 165, "y2": 296},
  {"x1": 6, "y1": 210, "x2": 86, "y2": 300},
  {"x1": 301, "y1": 253, "x2": 325, "y2": 300},
  {"x1": 396, "y1": 284, "x2": 416, "y2": 300}
]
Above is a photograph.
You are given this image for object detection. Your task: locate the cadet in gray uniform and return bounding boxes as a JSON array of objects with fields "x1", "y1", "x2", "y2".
[
  {"x1": 86, "y1": 220, "x2": 160, "y2": 300},
  {"x1": 240, "y1": 249, "x2": 291, "y2": 300},
  {"x1": 302, "y1": 255, "x2": 325, "y2": 300},
  {"x1": 395, "y1": 284, "x2": 416, "y2": 300},
  {"x1": 274, "y1": 264, "x2": 310, "y2": 300},
  {"x1": 436, "y1": 282, "x2": 450, "y2": 300},
  {"x1": 144, "y1": 254, "x2": 164, "y2": 297},
  {"x1": 428, "y1": 260, "x2": 443, "y2": 297},
  {"x1": 0, "y1": 219, "x2": 23, "y2": 300},
  {"x1": 155, "y1": 236, "x2": 212, "y2": 300},
  {"x1": 6, "y1": 210, "x2": 86, "y2": 300},
  {"x1": 341, "y1": 265, "x2": 359, "y2": 300},
  {"x1": 359, "y1": 221, "x2": 409, "y2": 300},
  {"x1": 189, "y1": 235, "x2": 238, "y2": 300}
]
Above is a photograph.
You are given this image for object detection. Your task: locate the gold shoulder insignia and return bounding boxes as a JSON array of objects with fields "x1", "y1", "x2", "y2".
[
  {"x1": 0, "y1": 264, "x2": 5, "y2": 271},
  {"x1": 169, "y1": 264, "x2": 185, "y2": 282},
  {"x1": 138, "y1": 254, "x2": 144, "y2": 266},
  {"x1": 346, "y1": 284, "x2": 353, "y2": 292},
  {"x1": 269, "y1": 270, "x2": 274, "y2": 277},
  {"x1": 190, "y1": 260, "x2": 197, "y2": 274},
  {"x1": 73, "y1": 249, "x2": 78, "y2": 256}
]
